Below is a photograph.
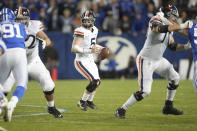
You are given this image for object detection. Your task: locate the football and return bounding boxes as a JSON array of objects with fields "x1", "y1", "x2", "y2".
[{"x1": 98, "y1": 47, "x2": 109, "y2": 60}]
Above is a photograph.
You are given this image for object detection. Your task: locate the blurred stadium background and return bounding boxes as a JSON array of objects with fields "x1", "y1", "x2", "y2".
[
  {"x1": 0, "y1": 0, "x2": 197, "y2": 131},
  {"x1": 0, "y1": 0, "x2": 197, "y2": 80}
]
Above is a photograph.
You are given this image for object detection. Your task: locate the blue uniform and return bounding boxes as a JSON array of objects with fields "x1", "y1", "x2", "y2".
[
  {"x1": 188, "y1": 22, "x2": 197, "y2": 93},
  {"x1": 189, "y1": 23, "x2": 197, "y2": 60},
  {"x1": 0, "y1": 21, "x2": 27, "y2": 48}
]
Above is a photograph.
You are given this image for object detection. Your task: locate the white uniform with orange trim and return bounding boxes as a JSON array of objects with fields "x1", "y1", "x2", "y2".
[
  {"x1": 136, "y1": 14, "x2": 179, "y2": 94},
  {"x1": 2, "y1": 20, "x2": 55, "y2": 93},
  {"x1": 74, "y1": 26, "x2": 100, "y2": 81}
]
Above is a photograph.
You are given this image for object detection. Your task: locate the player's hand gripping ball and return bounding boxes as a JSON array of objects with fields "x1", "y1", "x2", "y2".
[{"x1": 98, "y1": 47, "x2": 109, "y2": 60}]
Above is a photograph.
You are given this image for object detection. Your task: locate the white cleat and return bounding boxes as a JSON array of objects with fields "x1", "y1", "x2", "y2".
[
  {"x1": 0, "y1": 97, "x2": 8, "y2": 108},
  {"x1": 0, "y1": 98, "x2": 8, "y2": 115},
  {"x1": 4, "y1": 103, "x2": 14, "y2": 122}
]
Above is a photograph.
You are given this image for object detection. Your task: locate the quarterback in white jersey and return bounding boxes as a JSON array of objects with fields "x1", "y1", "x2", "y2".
[
  {"x1": 115, "y1": 4, "x2": 192, "y2": 118},
  {"x1": 72, "y1": 10, "x2": 102, "y2": 111},
  {"x1": 2, "y1": 7, "x2": 62, "y2": 118}
]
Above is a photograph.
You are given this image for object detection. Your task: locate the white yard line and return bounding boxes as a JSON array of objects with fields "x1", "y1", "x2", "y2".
[{"x1": 0, "y1": 104, "x2": 67, "y2": 118}]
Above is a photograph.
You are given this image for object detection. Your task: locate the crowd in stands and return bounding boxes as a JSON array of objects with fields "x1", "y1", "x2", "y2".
[{"x1": 0, "y1": 0, "x2": 196, "y2": 36}]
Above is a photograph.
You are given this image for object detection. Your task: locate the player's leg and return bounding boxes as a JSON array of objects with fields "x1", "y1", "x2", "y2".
[
  {"x1": 2, "y1": 72, "x2": 15, "y2": 96},
  {"x1": 85, "y1": 61, "x2": 100, "y2": 109},
  {"x1": 193, "y1": 60, "x2": 197, "y2": 94},
  {"x1": 0, "y1": 53, "x2": 11, "y2": 118},
  {"x1": 0, "y1": 89, "x2": 8, "y2": 115},
  {"x1": 75, "y1": 60, "x2": 100, "y2": 111},
  {"x1": 155, "y1": 58, "x2": 183, "y2": 115},
  {"x1": 28, "y1": 56, "x2": 62, "y2": 118},
  {"x1": 4, "y1": 48, "x2": 28, "y2": 122},
  {"x1": 115, "y1": 56, "x2": 155, "y2": 118}
]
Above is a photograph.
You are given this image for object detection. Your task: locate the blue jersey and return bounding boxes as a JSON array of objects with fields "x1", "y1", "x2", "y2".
[
  {"x1": 189, "y1": 22, "x2": 197, "y2": 61},
  {"x1": 0, "y1": 21, "x2": 27, "y2": 49}
]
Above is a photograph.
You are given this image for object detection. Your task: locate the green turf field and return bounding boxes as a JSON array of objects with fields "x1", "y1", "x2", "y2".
[{"x1": 0, "y1": 79, "x2": 197, "y2": 131}]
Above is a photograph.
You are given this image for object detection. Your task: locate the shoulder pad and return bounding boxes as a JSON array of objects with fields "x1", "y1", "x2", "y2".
[
  {"x1": 30, "y1": 20, "x2": 44, "y2": 30},
  {"x1": 74, "y1": 27, "x2": 85, "y2": 38}
]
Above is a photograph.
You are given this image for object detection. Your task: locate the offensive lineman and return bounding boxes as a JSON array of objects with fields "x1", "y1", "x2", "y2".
[
  {"x1": 0, "y1": 8, "x2": 27, "y2": 122},
  {"x1": 2, "y1": 7, "x2": 62, "y2": 118},
  {"x1": 71, "y1": 10, "x2": 102, "y2": 111},
  {"x1": 115, "y1": 4, "x2": 192, "y2": 118}
]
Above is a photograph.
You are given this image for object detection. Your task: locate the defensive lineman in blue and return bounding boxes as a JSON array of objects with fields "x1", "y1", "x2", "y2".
[
  {"x1": 186, "y1": 21, "x2": 197, "y2": 94},
  {"x1": 0, "y1": 8, "x2": 28, "y2": 122}
]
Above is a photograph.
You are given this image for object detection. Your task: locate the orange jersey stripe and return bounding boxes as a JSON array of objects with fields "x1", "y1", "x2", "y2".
[
  {"x1": 76, "y1": 61, "x2": 92, "y2": 81},
  {"x1": 74, "y1": 31, "x2": 84, "y2": 35},
  {"x1": 153, "y1": 17, "x2": 161, "y2": 20}
]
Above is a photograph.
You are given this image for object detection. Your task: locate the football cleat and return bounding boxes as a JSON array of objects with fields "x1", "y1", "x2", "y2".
[
  {"x1": 0, "y1": 97, "x2": 8, "y2": 108},
  {"x1": 87, "y1": 101, "x2": 97, "y2": 109},
  {"x1": 162, "y1": 100, "x2": 183, "y2": 115},
  {"x1": 48, "y1": 106, "x2": 63, "y2": 118},
  {"x1": 4, "y1": 103, "x2": 14, "y2": 122},
  {"x1": 115, "y1": 107, "x2": 126, "y2": 119},
  {"x1": 77, "y1": 100, "x2": 88, "y2": 111}
]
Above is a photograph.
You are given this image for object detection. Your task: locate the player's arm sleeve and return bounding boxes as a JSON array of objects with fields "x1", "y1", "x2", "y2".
[
  {"x1": 33, "y1": 21, "x2": 44, "y2": 35},
  {"x1": 150, "y1": 17, "x2": 163, "y2": 32},
  {"x1": 73, "y1": 28, "x2": 84, "y2": 38}
]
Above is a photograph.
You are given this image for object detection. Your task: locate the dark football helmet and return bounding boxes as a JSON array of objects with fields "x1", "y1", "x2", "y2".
[
  {"x1": 161, "y1": 4, "x2": 179, "y2": 22},
  {"x1": 13, "y1": 6, "x2": 30, "y2": 25},
  {"x1": 81, "y1": 10, "x2": 96, "y2": 28}
]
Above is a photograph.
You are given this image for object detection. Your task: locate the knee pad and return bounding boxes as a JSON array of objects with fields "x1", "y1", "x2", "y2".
[
  {"x1": 134, "y1": 91, "x2": 144, "y2": 101},
  {"x1": 44, "y1": 89, "x2": 54, "y2": 95},
  {"x1": 86, "y1": 79, "x2": 101, "y2": 93},
  {"x1": 167, "y1": 81, "x2": 179, "y2": 90}
]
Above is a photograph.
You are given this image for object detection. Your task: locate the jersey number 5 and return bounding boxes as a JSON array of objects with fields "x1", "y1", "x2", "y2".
[
  {"x1": 91, "y1": 38, "x2": 96, "y2": 45},
  {"x1": 2, "y1": 24, "x2": 23, "y2": 38}
]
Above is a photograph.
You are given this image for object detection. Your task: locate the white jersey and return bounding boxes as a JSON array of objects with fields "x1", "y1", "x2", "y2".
[
  {"x1": 139, "y1": 14, "x2": 173, "y2": 60},
  {"x1": 74, "y1": 26, "x2": 98, "y2": 61},
  {"x1": 25, "y1": 20, "x2": 44, "y2": 63}
]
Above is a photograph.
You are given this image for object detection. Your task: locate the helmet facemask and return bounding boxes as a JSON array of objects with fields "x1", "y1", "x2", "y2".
[
  {"x1": 82, "y1": 17, "x2": 95, "y2": 28},
  {"x1": 168, "y1": 6, "x2": 179, "y2": 23}
]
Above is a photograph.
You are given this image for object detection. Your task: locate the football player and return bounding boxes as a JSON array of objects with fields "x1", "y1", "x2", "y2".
[
  {"x1": 174, "y1": 18, "x2": 197, "y2": 94},
  {"x1": 71, "y1": 10, "x2": 102, "y2": 111},
  {"x1": 2, "y1": 6, "x2": 62, "y2": 118},
  {"x1": 0, "y1": 8, "x2": 28, "y2": 122},
  {"x1": 0, "y1": 39, "x2": 8, "y2": 116},
  {"x1": 115, "y1": 4, "x2": 191, "y2": 118}
]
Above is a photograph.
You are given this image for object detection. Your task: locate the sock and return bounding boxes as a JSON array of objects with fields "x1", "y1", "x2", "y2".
[
  {"x1": 166, "y1": 89, "x2": 176, "y2": 101},
  {"x1": 47, "y1": 100, "x2": 54, "y2": 107},
  {"x1": 9, "y1": 96, "x2": 18, "y2": 109},
  {"x1": 81, "y1": 92, "x2": 90, "y2": 101},
  {"x1": 88, "y1": 91, "x2": 96, "y2": 101},
  {"x1": 122, "y1": 94, "x2": 138, "y2": 110},
  {"x1": 12, "y1": 86, "x2": 26, "y2": 101}
]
